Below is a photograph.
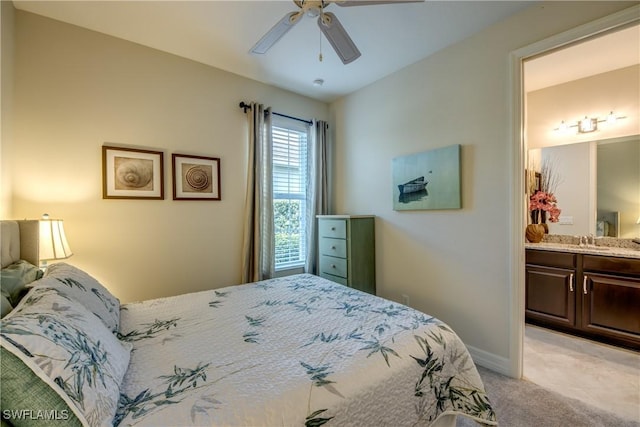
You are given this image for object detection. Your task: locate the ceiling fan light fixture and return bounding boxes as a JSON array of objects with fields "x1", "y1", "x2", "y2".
[
  {"x1": 306, "y1": 6, "x2": 321, "y2": 17},
  {"x1": 251, "y1": 0, "x2": 423, "y2": 63}
]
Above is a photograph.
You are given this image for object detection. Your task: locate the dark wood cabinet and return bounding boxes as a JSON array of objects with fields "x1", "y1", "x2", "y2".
[
  {"x1": 526, "y1": 249, "x2": 640, "y2": 350},
  {"x1": 525, "y1": 265, "x2": 576, "y2": 328},
  {"x1": 581, "y1": 255, "x2": 640, "y2": 349},
  {"x1": 582, "y1": 273, "x2": 640, "y2": 341}
]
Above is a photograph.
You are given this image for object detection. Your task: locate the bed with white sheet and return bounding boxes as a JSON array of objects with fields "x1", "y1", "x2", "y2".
[{"x1": 0, "y1": 220, "x2": 496, "y2": 427}]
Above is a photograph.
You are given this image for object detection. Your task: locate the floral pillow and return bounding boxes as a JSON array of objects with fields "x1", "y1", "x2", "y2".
[
  {"x1": 34, "y1": 263, "x2": 121, "y2": 333},
  {"x1": 0, "y1": 287, "x2": 131, "y2": 427},
  {"x1": 1, "y1": 259, "x2": 44, "y2": 306},
  {"x1": 0, "y1": 294, "x2": 12, "y2": 318}
]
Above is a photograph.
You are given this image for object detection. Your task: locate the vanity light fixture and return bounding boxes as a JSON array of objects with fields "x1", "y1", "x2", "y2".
[
  {"x1": 558, "y1": 121, "x2": 569, "y2": 132},
  {"x1": 578, "y1": 116, "x2": 597, "y2": 133},
  {"x1": 554, "y1": 111, "x2": 626, "y2": 134}
]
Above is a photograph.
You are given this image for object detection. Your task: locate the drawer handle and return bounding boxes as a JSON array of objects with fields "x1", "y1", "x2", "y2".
[
  {"x1": 331, "y1": 227, "x2": 336, "y2": 231},
  {"x1": 331, "y1": 264, "x2": 336, "y2": 269},
  {"x1": 331, "y1": 246, "x2": 336, "y2": 250},
  {"x1": 583, "y1": 275, "x2": 588, "y2": 295},
  {"x1": 569, "y1": 273, "x2": 574, "y2": 292}
]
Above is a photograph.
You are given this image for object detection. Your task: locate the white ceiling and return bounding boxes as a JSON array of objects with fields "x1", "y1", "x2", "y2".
[
  {"x1": 13, "y1": 1, "x2": 639, "y2": 101},
  {"x1": 13, "y1": 0, "x2": 537, "y2": 103}
]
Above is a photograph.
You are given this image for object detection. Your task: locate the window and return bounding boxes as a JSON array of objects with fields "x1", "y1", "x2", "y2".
[{"x1": 272, "y1": 116, "x2": 310, "y2": 270}]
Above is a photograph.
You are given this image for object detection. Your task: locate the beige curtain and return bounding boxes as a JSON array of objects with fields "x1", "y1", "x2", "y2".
[
  {"x1": 305, "y1": 120, "x2": 330, "y2": 274},
  {"x1": 241, "y1": 103, "x2": 274, "y2": 283}
]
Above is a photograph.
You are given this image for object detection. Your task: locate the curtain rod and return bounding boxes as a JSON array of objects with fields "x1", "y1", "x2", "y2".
[{"x1": 239, "y1": 102, "x2": 313, "y2": 126}]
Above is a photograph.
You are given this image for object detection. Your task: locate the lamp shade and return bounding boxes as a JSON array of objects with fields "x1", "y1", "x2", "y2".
[{"x1": 39, "y1": 217, "x2": 73, "y2": 262}]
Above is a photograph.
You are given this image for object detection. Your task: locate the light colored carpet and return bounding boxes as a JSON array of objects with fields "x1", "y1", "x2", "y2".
[
  {"x1": 524, "y1": 325, "x2": 639, "y2": 420},
  {"x1": 457, "y1": 365, "x2": 640, "y2": 427}
]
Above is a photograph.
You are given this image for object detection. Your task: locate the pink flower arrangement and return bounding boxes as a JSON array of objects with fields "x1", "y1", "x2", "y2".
[{"x1": 529, "y1": 191, "x2": 561, "y2": 223}]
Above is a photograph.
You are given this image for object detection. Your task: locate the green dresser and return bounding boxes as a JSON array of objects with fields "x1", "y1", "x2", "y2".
[{"x1": 317, "y1": 215, "x2": 376, "y2": 295}]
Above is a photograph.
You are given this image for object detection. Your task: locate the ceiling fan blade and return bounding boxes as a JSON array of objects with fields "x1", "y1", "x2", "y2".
[
  {"x1": 318, "y1": 12, "x2": 361, "y2": 64},
  {"x1": 250, "y1": 11, "x2": 303, "y2": 55},
  {"x1": 335, "y1": 0, "x2": 424, "y2": 6}
]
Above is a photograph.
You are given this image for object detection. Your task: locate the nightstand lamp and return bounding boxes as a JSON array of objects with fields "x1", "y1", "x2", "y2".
[{"x1": 39, "y1": 214, "x2": 73, "y2": 269}]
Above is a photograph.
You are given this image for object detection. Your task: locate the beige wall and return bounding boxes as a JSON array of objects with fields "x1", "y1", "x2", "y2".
[
  {"x1": 1, "y1": 1, "x2": 15, "y2": 218},
  {"x1": 527, "y1": 65, "x2": 640, "y2": 149},
  {"x1": 7, "y1": 0, "x2": 637, "y2": 373},
  {"x1": 527, "y1": 65, "x2": 639, "y2": 237},
  {"x1": 9, "y1": 10, "x2": 328, "y2": 302},
  {"x1": 329, "y1": 1, "x2": 635, "y2": 372},
  {"x1": 540, "y1": 142, "x2": 596, "y2": 236}
]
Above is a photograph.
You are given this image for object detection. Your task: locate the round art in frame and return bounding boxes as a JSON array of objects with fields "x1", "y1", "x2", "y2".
[
  {"x1": 102, "y1": 145, "x2": 164, "y2": 199},
  {"x1": 172, "y1": 154, "x2": 221, "y2": 200}
]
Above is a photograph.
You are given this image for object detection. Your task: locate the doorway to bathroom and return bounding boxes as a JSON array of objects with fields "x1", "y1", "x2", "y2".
[{"x1": 512, "y1": 6, "x2": 640, "y2": 421}]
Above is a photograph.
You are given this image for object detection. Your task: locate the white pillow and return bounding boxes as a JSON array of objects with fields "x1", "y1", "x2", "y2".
[
  {"x1": 35, "y1": 263, "x2": 120, "y2": 333},
  {"x1": 0, "y1": 287, "x2": 131, "y2": 427}
]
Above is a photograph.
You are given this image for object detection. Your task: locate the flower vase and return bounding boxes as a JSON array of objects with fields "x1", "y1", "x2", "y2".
[{"x1": 525, "y1": 224, "x2": 545, "y2": 243}]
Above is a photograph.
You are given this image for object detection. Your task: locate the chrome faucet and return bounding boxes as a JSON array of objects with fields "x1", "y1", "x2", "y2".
[{"x1": 579, "y1": 234, "x2": 595, "y2": 247}]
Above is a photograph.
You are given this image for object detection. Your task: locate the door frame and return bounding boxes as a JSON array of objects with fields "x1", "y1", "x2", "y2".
[{"x1": 508, "y1": 5, "x2": 640, "y2": 378}]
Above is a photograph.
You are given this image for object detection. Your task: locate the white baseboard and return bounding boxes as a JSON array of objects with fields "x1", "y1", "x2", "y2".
[{"x1": 466, "y1": 344, "x2": 512, "y2": 377}]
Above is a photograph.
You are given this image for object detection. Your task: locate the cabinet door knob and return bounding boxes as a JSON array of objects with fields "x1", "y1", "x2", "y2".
[
  {"x1": 569, "y1": 273, "x2": 574, "y2": 292},
  {"x1": 583, "y1": 275, "x2": 588, "y2": 295}
]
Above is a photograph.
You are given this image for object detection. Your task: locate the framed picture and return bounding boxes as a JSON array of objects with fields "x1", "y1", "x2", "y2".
[
  {"x1": 102, "y1": 146, "x2": 164, "y2": 199},
  {"x1": 392, "y1": 144, "x2": 461, "y2": 211},
  {"x1": 526, "y1": 170, "x2": 541, "y2": 194},
  {"x1": 172, "y1": 154, "x2": 221, "y2": 201}
]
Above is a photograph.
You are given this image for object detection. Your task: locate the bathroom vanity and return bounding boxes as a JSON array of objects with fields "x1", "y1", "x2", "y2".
[{"x1": 525, "y1": 243, "x2": 640, "y2": 350}]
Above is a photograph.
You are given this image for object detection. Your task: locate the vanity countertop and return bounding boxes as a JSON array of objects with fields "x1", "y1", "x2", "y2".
[{"x1": 525, "y1": 242, "x2": 640, "y2": 259}]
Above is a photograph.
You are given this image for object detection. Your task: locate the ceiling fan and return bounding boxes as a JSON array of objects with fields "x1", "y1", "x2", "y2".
[{"x1": 250, "y1": 0, "x2": 424, "y2": 65}]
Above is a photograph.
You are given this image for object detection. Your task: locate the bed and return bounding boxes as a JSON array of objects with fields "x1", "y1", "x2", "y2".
[{"x1": 1, "y1": 220, "x2": 496, "y2": 427}]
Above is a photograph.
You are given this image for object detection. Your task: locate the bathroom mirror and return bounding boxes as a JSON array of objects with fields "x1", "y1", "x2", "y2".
[{"x1": 532, "y1": 135, "x2": 639, "y2": 238}]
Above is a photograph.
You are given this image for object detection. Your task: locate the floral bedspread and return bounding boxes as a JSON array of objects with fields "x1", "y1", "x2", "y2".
[{"x1": 115, "y1": 274, "x2": 496, "y2": 426}]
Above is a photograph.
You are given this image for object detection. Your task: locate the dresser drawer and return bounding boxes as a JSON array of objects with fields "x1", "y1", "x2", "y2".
[
  {"x1": 320, "y1": 272, "x2": 348, "y2": 286},
  {"x1": 316, "y1": 215, "x2": 375, "y2": 295},
  {"x1": 320, "y1": 255, "x2": 348, "y2": 279},
  {"x1": 319, "y1": 237, "x2": 347, "y2": 258},
  {"x1": 319, "y1": 219, "x2": 347, "y2": 239}
]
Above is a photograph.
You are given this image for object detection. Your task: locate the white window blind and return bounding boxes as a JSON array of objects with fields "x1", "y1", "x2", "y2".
[{"x1": 272, "y1": 116, "x2": 310, "y2": 269}]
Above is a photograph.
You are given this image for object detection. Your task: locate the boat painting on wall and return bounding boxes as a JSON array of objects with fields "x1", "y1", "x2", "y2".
[
  {"x1": 392, "y1": 144, "x2": 461, "y2": 211},
  {"x1": 398, "y1": 176, "x2": 428, "y2": 195}
]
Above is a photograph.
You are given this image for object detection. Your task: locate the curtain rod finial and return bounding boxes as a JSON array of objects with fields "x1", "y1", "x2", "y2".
[{"x1": 239, "y1": 101, "x2": 252, "y2": 113}]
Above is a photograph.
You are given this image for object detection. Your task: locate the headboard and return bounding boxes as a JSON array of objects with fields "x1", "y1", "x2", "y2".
[{"x1": 0, "y1": 220, "x2": 40, "y2": 268}]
